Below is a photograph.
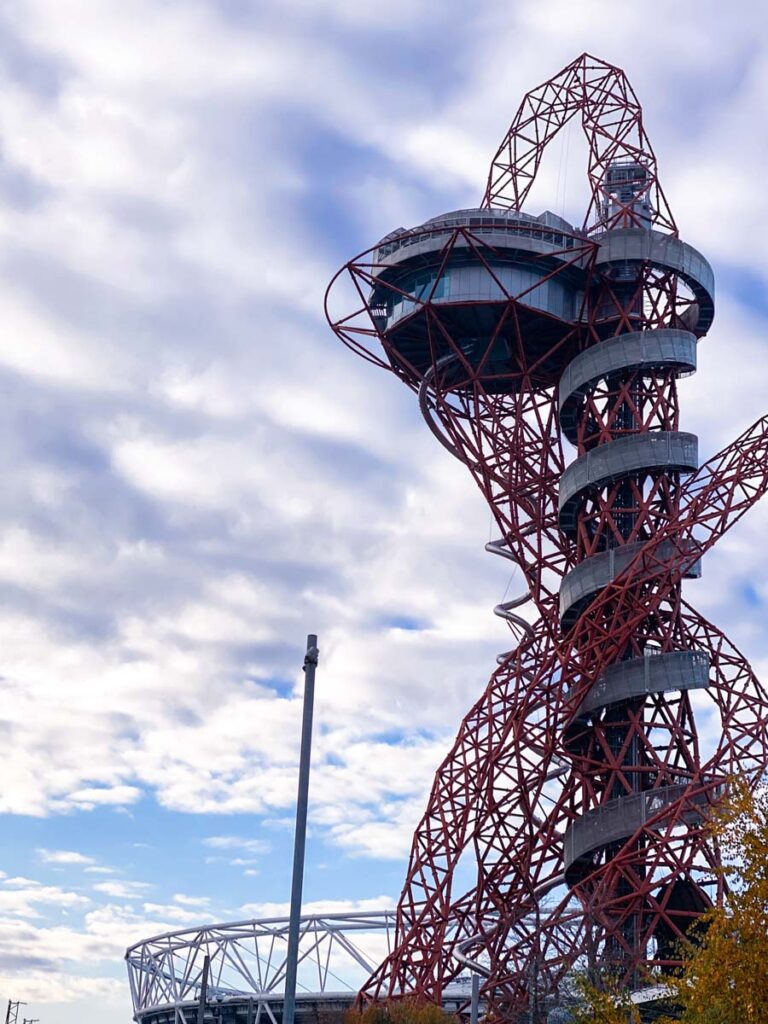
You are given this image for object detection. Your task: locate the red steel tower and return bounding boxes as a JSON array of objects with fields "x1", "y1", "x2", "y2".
[{"x1": 325, "y1": 54, "x2": 768, "y2": 1019}]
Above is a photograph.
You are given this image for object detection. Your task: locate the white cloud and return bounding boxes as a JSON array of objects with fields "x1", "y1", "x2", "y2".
[
  {"x1": 202, "y1": 836, "x2": 271, "y2": 854},
  {"x1": 91, "y1": 881, "x2": 151, "y2": 901},
  {"x1": 0, "y1": 968, "x2": 123, "y2": 1006},
  {"x1": 36, "y1": 849, "x2": 96, "y2": 866},
  {"x1": 172, "y1": 893, "x2": 211, "y2": 908},
  {"x1": 140, "y1": 901, "x2": 214, "y2": 925},
  {"x1": 240, "y1": 896, "x2": 395, "y2": 917},
  {"x1": 0, "y1": 879, "x2": 89, "y2": 919}
]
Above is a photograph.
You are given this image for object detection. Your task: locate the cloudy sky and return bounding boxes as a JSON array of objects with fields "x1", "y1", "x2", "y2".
[{"x1": 0, "y1": 0, "x2": 768, "y2": 1020}]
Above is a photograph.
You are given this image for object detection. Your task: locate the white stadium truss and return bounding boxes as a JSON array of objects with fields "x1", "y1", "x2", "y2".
[{"x1": 126, "y1": 911, "x2": 474, "y2": 1024}]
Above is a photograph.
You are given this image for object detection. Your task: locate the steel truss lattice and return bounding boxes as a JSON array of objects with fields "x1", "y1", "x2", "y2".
[
  {"x1": 325, "y1": 53, "x2": 768, "y2": 1021},
  {"x1": 126, "y1": 912, "x2": 432, "y2": 1023}
]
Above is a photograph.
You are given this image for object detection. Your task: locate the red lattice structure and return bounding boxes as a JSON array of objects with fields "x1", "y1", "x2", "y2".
[{"x1": 325, "y1": 54, "x2": 768, "y2": 1020}]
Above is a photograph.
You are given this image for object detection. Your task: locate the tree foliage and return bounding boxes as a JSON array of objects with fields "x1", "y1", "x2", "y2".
[
  {"x1": 345, "y1": 998, "x2": 457, "y2": 1024},
  {"x1": 566, "y1": 973, "x2": 641, "y2": 1024},
  {"x1": 568, "y1": 779, "x2": 768, "y2": 1024},
  {"x1": 657, "y1": 778, "x2": 768, "y2": 1024}
]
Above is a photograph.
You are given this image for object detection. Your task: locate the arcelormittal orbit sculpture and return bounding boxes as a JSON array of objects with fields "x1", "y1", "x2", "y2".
[{"x1": 325, "y1": 54, "x2": 768, "y2": 1020}]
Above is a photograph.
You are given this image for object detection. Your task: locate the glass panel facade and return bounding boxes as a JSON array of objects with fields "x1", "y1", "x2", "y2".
[{"x1": 385, "y1": 262, "x2": 575, "y2": 328}]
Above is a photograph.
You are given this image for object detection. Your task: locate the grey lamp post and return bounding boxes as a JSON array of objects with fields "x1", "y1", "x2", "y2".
[{"x1": 282, "y1": 634, "x2": 319, "y2": 1024}]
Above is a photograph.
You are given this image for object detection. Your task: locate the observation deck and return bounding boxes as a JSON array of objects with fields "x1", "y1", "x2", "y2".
[{"x1": 368, "y1": 208, "x2": 592, "y2": 391}]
